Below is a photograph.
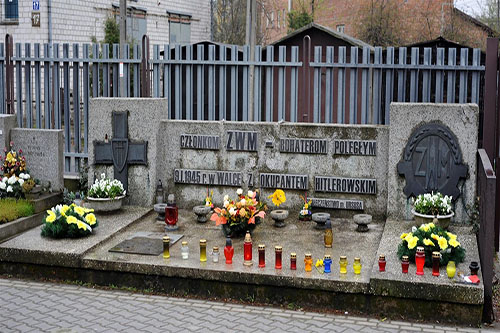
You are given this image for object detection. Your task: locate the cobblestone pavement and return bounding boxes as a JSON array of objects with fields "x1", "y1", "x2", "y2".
[{"x1": 0, "y1": 278, "x2": 498, "y2": 333}]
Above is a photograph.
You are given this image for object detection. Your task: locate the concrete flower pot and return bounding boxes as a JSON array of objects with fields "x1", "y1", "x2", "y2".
[
  {"x1": 312, "y1": 212, "x2": 330, "y2": 230},
  {"x1": 193, "y1": 205, "x2": 211, "y2": 223},
  {"x1": 270, "y1": 209, "x2": 289, "y2": 228},
  {"x1": 412, "y1": 210, "x2": 454, "y2": 230},
  {"x1": 86, "y1": 195, "x2": 125, "y2": 212}
]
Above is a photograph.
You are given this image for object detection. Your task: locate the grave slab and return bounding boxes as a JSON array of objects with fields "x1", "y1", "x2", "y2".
[{"x1": 0, "y1": 206, "x2": 151, "y2": 267}]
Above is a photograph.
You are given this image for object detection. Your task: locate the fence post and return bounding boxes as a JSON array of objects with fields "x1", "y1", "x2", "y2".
[
  {"x1": 5, "y1": 34, "x2": 14, "y2": 114},
  {"x1": 141, "y1": 35, "x2": 150, "y2": 97}
]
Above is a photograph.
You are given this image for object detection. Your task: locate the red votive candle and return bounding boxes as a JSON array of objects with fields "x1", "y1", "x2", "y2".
[
  {"x1": 432, "y1": 251, "x2": 441, "y2": 276},
  {"x1": 258, "y1": 244, "x2": 265, "y2": 268},
  {"x1": 243, "y1": 231, "x2": 253, "y2": 266},
  {"x1": 415, "y1": 246, "x2": 425, "y2": 275},
  {"x1": 290, "y1": 253, "x2": 297, "y2": 270},
  {"x1": 401, "y1": 255, "x2": 409, "y2": 274},
  {"x1": 378, "y1": 254, "x2": 386, "y2": 272},
  {"x1": 275, "y1": 246, "x2": 282, "y2": 269}
]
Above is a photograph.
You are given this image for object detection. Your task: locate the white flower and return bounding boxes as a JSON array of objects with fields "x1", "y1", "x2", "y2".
[
  {"x1": 0, "y1": 182, "x2": 5, "y2": 190},
  {"x1": 224, "y1": 195, "x2": 229, "y2": 201},
  {"x1": 223, "y1": 200, "x2": 229, "y2": 208},
  {"x1": 18, "y1": 179, "x2": 24, "y2": 186},
  {"x1": 23, "y1": 173, "x2": 30, "y2": 180},
  {"x1": 1, "y1": 177, "x2": 7, "y2": 183},
  {"x1": 6, "y1": 186, "x2": 13, "y2": 193},
  {"x1": 247, "y1": 190, "x2": 254, "y2": 198},
  {"x1": 411, "y1": 226, "x2": 417, "y2": 233},
  {"x1": 236, "y1": 188, "x2": 243, "y2": 195},
  {"x1": 240, "y1": 199, "x2": 246, "y2": 206},
  {"x1": 229, "y1": 207, "x2": 236, "y2": 216},
  {"x1": 101, "y1": 173, "x2": 106, "y2": 179},
  {"x1": 300, "y1": 209, "x2": 308, "y2": 215},
  {"x1": 7, "y1": 175, "x2": 16, "y2": 185},
  {"x1": 19, "y1": 173, "x2": 25, "y2": 178}
]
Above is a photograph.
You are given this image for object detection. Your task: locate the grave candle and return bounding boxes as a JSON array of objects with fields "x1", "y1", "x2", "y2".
[
  {"x1": 200, "y1": 239, "x2": 207, "y2": 262},
  {"x1": 324, "y1": 218, "x2": 333, "y2": 248},
  {"x1": 165, "y1": 194, "x2": 178, "y2": 228},
  {"x1": 446, "y1": 261, "x2": 456, "y2": 278},
  {"x1": 401, "y1": 255, "x2": 409, "y2": 274},
  {"x1": 469, "y1": 261, "x2": 479, "y2": 275},
  {"x1": 323, "y1": 255, "x2": 332, "y2": 273},
  {"x1": 304, "y1": 253, "x2": 313, "y2": 272},
  {"x1": 181, "y1": 241, "x2": 189, "y2": 260},
  {"x1": 378, "y1": 254, "x2": 386, "y2": 272},
  {"x1": 258, "y1": 244, "x2": 266, "y2": 268},
  {"x1": 415, "y1": 247, "x2": 425, "y2": 275},
  {"x1": 212, "y1": 246, "x2": 219, "y2": 263},
  {"x1": 243, "y1": 231, "x2": 253, "y2": 266},
  {"x1": 224, "y1": 238, "x2": 234, "y2": 264},
  {"x1": 162, "y1": 236, "x2": 170, "y2": 259},
  {"x1": 339, "y1": 256, "x2": 348, "y2": 274},
  {"x1": 290, "y1": 253, "x2": 297, "y2": 270},
  {"x1": 275, "y1": 246, "x2": 282, "y2": 269},
  {"x1": 432, "y1": 251, "x2": 441, "y2": 276},
  {"x1": 353, "y1": 257, "x2": 362, "y2": 275},
  {"x1": 156, "y1": 179, "x2": 164, "y2": 204}
]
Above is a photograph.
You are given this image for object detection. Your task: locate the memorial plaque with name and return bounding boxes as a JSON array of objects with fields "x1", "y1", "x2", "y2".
[
  {"x1": 315, "y1": 176, "x2": 377, "y2": 194},
  {"x1": 310, "y1": 198, "x2": 364, "y2": 210},
  {"x1": 180, "y1": 134, "x2": 220, "y2": 150},
  {"x1": 174, "y1": 168, "x2": 243, "y2": 186},
  {"x1": 397, "y1": 123, "x2": 467, "y2": 199},
  {"x1": 259, "y1": 173, "x2": 308, "y2": 190},
  {"x1": 333, "y1": 139, "x2": 377, "y2": 156},
  {"x1": 280, "y1": 138, "x2": 328, "y2": 154},
  {"x1": 226, "y1": 131, "x2": 258, "y2": 151}
]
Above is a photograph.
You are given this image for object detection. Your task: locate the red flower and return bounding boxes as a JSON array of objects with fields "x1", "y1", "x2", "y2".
[{"x1": 18, "y1": 149, "x2": 22, "y2": 154}]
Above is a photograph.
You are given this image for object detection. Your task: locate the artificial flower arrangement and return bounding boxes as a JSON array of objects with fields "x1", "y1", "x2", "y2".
[
  {"x1": 268, "y1": 189, "x2": 286, "y2": 207},
  {"x1": 41, "y1": 203, "x2": 98, "y2": 238},
  {"x1": 211, "y1": 188, "x2": 267, "y2": 237},
  {"x1": 1, "y1": 141, "x2": 27, "y2": 177},
  {"x1": 413, "y1": 192, "x2": 452, "y2": 216},
  {"x1": 204, "y1": 189, "x2": 214, "y2": 209},
  {"x1": 299, "y1": 193, "x2": 312, "y2": 221},
  {"x1": 0, "y1": 173, "x2": 31, "y2": 199},
  {"x1": 87, "y1": 173, "x2": 126, "y2": 199},
  {"x1": 397, "y1": 222, "x2": 465, "y2": 267}
]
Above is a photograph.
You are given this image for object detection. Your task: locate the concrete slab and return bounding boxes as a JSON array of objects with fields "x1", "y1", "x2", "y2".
[
  {"x1": 0, "y1": 206, "x2": 152, "y2": 268},
  {"x1": 370, "y1": 219, "x2": 483, "y2": 305},
  {"x1": 83, "y1": 209, "x2": 384, "y2": 293}
]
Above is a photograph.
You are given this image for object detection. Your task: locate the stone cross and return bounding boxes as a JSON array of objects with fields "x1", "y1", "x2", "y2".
[{"x1": 94, "y1": 111, "x2": 148, "y2": 191}]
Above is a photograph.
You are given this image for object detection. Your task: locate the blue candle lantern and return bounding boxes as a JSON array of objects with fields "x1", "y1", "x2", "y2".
[{"x1": 323, "y1": 255, "x2": 332, "y2": 273}]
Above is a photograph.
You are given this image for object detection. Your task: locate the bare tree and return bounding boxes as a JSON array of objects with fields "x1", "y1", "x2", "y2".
[{"x1": 356, "y1": 0, "x2": 403, "y2": 46}]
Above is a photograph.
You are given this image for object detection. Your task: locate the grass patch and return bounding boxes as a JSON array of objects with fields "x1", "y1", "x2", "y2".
[{"x1": 0, "y1": 198, "x2": 35, "y2": 224}]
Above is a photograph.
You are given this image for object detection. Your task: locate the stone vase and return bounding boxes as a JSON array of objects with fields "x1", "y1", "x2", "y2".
[
  {"x1": 193, "y1": 205, "x2": 211, "y2": 223},
  {"x1": 270, "y1": 209, "x2": 289, "y2": 228},
  {"x1": 86, "y1": 195, "x2": 125, "y2": 212},
  {"x1": 412, "y1": 210, "x2": 454, "y2": 229}
]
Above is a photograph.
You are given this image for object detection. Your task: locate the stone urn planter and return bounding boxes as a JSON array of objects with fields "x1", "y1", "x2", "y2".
[
  {"x1": 270, "y1": 209, "x2": 289, "y2": 228},
  {"x1": 193, "y1": 205, "x2": 211, "y2": 223},
  {"x1": 86, "y1": 195, "x2": 125, "y2": 213},
  {"x1": 312, "y1": 212, "x2": 330, "y2": 230},
  {"x1": 412, "y1": 210, "x2": 454, "y2": 229},
  {"x1": 154, "y1": 203, "x2": 167, "y2": 221},
  {"x1": 353, "y1": 214, "x2": 372, "y2": 232}
]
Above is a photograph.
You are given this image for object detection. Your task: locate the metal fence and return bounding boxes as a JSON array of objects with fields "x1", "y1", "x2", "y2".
[{"x1": 0, "y1": 34, "x2": 486, "y2": 175}]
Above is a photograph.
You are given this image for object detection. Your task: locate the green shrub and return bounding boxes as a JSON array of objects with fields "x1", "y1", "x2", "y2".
[{"x1": 0, "y1": 198, "x2": 35, "y2": 224}]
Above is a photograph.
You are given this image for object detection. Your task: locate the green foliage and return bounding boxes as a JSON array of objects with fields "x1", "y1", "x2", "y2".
[
  {"x1": 0, "y1": 198, "x2": 34, "y2": 224},
  {"x1": 287, "y1": 10, "x2": 313, "y2": 32},
  {"x1": 41, "y1": 204, "x2": 98, "y2": 239},
  {"x1": 104, "y1": 17, "x2": 120, "y2": 45},
  {"x1": 397, "y1": 223, "x2": 465, "y2": 267}
]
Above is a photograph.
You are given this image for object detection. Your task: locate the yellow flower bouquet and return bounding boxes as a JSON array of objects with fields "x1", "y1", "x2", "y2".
[
  {"x1": 41, "y1": 203, "x2": 99, "y2": 238},
  {"x1": 397, "y1": 222, "x2": 465, "y2": 267}
]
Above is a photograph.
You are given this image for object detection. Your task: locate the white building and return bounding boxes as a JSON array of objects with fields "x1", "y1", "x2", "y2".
[{"x1": 0, "y1": 0, "x2": 211, "y2": 46}]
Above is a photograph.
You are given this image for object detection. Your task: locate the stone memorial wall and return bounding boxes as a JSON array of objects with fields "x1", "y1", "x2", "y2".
[{"x1": 158, "y1": 122, "x2": 389, "y2": 218}]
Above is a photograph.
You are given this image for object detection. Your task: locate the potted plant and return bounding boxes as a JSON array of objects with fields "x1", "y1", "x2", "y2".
[
  {"x1": 268, "y1": 189, "x2": 288, "y2": 228},
  {"x1": 412, "y1": 192, "x2": 453, "y2": 229},
  {"x1": 41, "y1": 203, "x2": 98, "y2": 238},
  {"x1": 86, "y1": 173, "x2": 126, "y2": 212},
  {"x1": 210, "y1": 188, "x2": 266, "y2": 238},
  {"x1": 397, "y1": 222, "x2": 465, "y2": 267}
]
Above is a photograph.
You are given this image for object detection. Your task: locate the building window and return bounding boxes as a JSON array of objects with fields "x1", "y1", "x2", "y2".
[
  {"x1": 271, "y1": 11, "x2": 274, "y2": 28},
  {"x1": 168, "y1": 11, "x2": 191, "y2": 44},
  {"x1": 277, "y1": 11, "x2": 280, "y2": 28},
  {"x1": 336, "y1": 24, "x2": 345, "y2": 34},
  {"x1": 283, "y1": 9, "x2": 286, "y2": 27},
  {"x1": 4, "y1": 0, "x2": 19, "y2": 22}
]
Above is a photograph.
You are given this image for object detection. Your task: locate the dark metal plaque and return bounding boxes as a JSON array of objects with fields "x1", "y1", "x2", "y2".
[
  {"x1": 109, "y1": 232, "x2": 183, "y2": 256},
  {"x1": 397, "y1": 123, "x2": 468, "y2": 200}
]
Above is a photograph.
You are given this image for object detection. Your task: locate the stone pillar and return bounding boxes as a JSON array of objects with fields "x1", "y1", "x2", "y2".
[{"x1": 0, "y1": 114, "x2": 16, "y2": 154}]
